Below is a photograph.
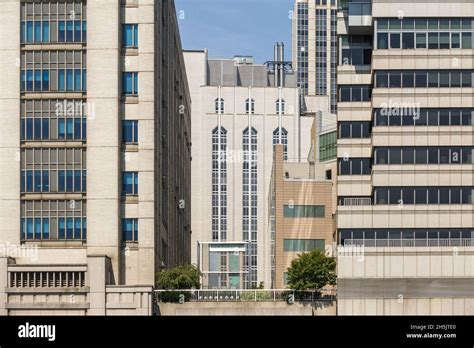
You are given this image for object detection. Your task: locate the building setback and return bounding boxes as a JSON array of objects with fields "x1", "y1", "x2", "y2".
[
  {"x1": 0, "y1": 0, "x2": 191, "y2": 315},
  {"x1": 184, "y1": 49, "x2": 315, "y2": 288},
  {"x1": 337, "y1": 0, "x2": 474, "y2": 315}
]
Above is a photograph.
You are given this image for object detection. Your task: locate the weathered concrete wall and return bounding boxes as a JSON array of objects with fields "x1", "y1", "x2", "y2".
[{"x1": 157, "y1": 301, "x2": 336, "y2": 316}]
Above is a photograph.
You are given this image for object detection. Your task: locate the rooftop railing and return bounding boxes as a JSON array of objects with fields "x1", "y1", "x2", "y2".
[
  {"x1": 155, "y1": 289, "x2": 336, "y2": 302},
  {"x1": 343, "y1": 238, "x2": 474, "y2": 247}
]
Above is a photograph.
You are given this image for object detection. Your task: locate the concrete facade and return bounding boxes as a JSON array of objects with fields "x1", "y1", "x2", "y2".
[
  {"x1": 336, "y1": 0, "x2": 474, "y2": 315},
  {"x1": 0, "y1": 0, "x2": 190, "y2": 315},
  {"x1": 184, "y1": 50, "x2": 314, "y2": 288}
]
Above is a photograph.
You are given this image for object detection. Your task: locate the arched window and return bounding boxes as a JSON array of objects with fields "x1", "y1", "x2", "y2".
[
  {"x1": 276, "y1": 99, "x2": 285, "y2": 114},
  {"x1": 245, "y1": 98, "x2": 255, "y2": 114},
  {"x1": 215, "y1": 98, "x2": 224, "y2": 114},
  {"x1": 212, "y1": 127, "x2": 227, "y2": 242},
  {"x1": 273, "y1": 128, "x2": 288, "y2": 160},
  {"x1": 242, "y1": 127, "x2": 258, "y2": 288}
]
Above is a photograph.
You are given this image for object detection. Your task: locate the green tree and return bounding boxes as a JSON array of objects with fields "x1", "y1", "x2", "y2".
[
  {"x1": 156, "y1": 264, "x2": 201, "y2": 290},
  {"x1": 286, "y1": 249, "x2": 336, "y2": 291}
]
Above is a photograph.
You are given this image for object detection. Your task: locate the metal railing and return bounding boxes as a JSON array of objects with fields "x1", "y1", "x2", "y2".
[
  {"x1": 343, "y1": 238, "x2": 474, "y2": 247},
  {"x1": 155, "y1": 289, "x2": 336, "y2": 302},
  {"x1": 342, "y1": 197, "x2": 372, "y2": 206}
]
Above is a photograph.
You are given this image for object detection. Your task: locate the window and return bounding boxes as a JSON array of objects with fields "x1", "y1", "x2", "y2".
[
  {"x1": 284, "y1": 239, "x2": 325, "y2": 252},
  {"x1": 21, "y1": 51, "x2": 86, "y2": 93},
  {"x1": 123, "y1": 120, "x2": 138, "y2": 144},
  {"x1": 402, "y1": 33, "x2": 414, "y2": 49},
  {"x1": 339, "y1": 158, "x2": 371, "y2": 175},
  {"x1": 273, "y1": 128, "x2": 288, "y2": 160},
  {"x1": 390, "y1": 33, "x2": 400, "y2": 48},
  {"x1": 276, "y1": 99, "x2": 285, "y2": 114},
  {"x1": 374, "y1": 187, "x2": 473, "y2": 205},
  {"x1": 377, "y1": 33, "x2": 388, "y2": 49},
  {"x1": 243, "y1": 127, "x2": 258, "y2": 289},
  {"x1": 123, "y1": 24, "x2": 138, "y2": 48},
  {"x1": 283, "y1": 205, "x2": 325, "y2": 218},
  {"x1": 245, "y1": 98, "x2": 255, "y2": 114},
  {"x1": 21, "y1": 2, "x2": 87, "y2": 44},
  {"x1": 21, "y1": 148, "x2": 85, "y2": 193},
  {"x1": 212, "y1": 127, "x2": 228, "y2": 242},
  {"x1": 123, "y1": 72, "x2": 138, "y2": 95},
  {"x1": 374, "y1": 70, "x2": 473, "y2": 89},
  {"x1": 123, "y1": 219, "x2": 138, "y2": 242},
  {"x1": 215, "y1": 98, "x2": 224, "y2": 113},
  {"x1": 123, "y1": 172, "x2": 138, "y2": 195},
  {"x1": 21, "y1": 200, "x2": 86, "y2": 241},
  {"x1": 319, "y1": 131, "x2": 337, "y2": 161},
  {"x1": 339, "y1": 85, "x2": 371, "y2": 102}
]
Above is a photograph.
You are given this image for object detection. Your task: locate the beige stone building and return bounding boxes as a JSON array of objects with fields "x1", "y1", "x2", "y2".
[
  {"x1": 0, "y1": 0, "x2": 191, "y2": 315},
  {"x1": 337, "y1": 0, "x2": 474, "y2": 315},
  {"x1": 269, "y1": 144, "x2": 335, "y2": 289},
  {"x1": 184, "y1": 48, "x2": 316, "y2": 288}
]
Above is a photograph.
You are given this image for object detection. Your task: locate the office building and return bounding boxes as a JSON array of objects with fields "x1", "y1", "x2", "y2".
[
  {"x1": 0, "y1": 0, "x2": 191, "y2": 315},
  {"x1": 293, "y1": 0, "x2": 338, "y2": 115},
  {"x1": 184, "y1": 47, "x2": 314, "y2": 288},
  {"x1": 337, "y1": 0, "x2": 474, "y2": 315}
]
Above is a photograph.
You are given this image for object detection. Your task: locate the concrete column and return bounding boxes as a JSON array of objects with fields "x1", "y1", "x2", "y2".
[
  {"x1": 86, "y1": 0, "x2": 121, "y2": 283},
  {"x1": 87, "y1": 255, "x2": 110, "y2": 315},
  {"x1": 0, "y1": 1, "x2": 21, "y2": 247}
]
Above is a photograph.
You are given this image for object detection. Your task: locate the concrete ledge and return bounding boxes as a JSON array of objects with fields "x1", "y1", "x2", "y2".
[
  {"x1": 6, "y1": 287, "x2": 89, "y2": 294},
  {"x1": 157, "y1": 301, "x2": 336, "y2": 316},
  {"x1": 6, "y1": 303, "x2": 90, "y2": 309}
]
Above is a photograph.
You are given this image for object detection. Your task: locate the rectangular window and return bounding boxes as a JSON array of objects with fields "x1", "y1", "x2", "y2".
[
  {"x1": 123, "y1": 120, "x2": 138, "y2": 144},
  {"x1": 390, "y1": 33, "x2": 400, "y2": 48},
  {"x1": 123, "y1": 72, "x2": 138, "y2": 95},
  {"x1": 123, "y1": 218, "x2": 138, "y2": 241},
  {"x1": 402, "y1": 33, "x2": 414, "y2": 49},
  {"x1": 284, "y1": 239, "x2": 325, "y2": 252},
  {"x1": 415, "y1": 33, "x2": 426, "y2": 48},
  {"x1": 283, "y1": 205, "x2": 325, "y2": 218},
  {"x1": 123, "y1": 24, "x2": 138, "y2": 48},
  {"x1": 428, "y1": 33, "x2": 439, "y2": 49},
  {"x1": 123, "y1": 172, "x2": 138, "y2": 195}
]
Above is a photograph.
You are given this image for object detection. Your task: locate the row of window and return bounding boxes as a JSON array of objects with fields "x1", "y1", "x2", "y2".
[
  {"x1": 21, "y1": 217, "x2": 86, "y2": 241},
  {"x1": 338, "y1": 158, "x2": 371, "y2": 175},
  {"x1": 21, "y1": 20, "x2": 86, "y2": 44},
  {"x1": 20, "y1": 118, "x2": 140, "y2": 143},
  {"x1": 215, "y1": 98, "x2": 286, "y2": 114},
  {"x1": 339, "y1": 85, "x2": 372, "y2": 102},
  {"x1": 377, "y1": 18, "x2": 474, "y2": 31},
  {"x1": 375, "y1": 147, "x2": 473, "y2": 165},
  {"x1": 339, "y1": 121, "x2": 372, "y2": 138},
  {"x1": 283, "y1": 205, "x2": 325, "y2": 218},
  {"x1": 283, "y1": 239, "x2": 325, "y2": 252},
  {"x1": 21, "y1": 170, "x2": 86, "y2": 193},
  {"x1": 21, "y1": 69, "x2": 86, "y2": 92},
  {"x1": 374, "y1": 187, "x2": 474, "y2": 205},
  {"x1": 21, "y1": 21, "x2": 139, "y2": 48},
  {"x1": 375, "y1": 70, "x2": 474, "y2": 88},
  {"x1": 21, "y1": 117, "x2": 86, "y2": 141},
  {"x1": 374, "y1": 108, "x2": 474, "y2": 126},
  {"x1": 339, "y1": 229, "x2": 474, "y2": 244},
  {"x1": 377, "y1": 31, "x2": 473, "y2": 50},
  {"x1": 20, "y1": 217, "x2": 139, "y2": 242},
  {"x1": 21, "y1": 70, "x2": 140, "y2": 95}
]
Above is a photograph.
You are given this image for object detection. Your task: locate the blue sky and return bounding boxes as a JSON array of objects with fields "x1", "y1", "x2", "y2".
[{"x1": 175, "y1": 0, "x2": 294, "y2": 64}]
